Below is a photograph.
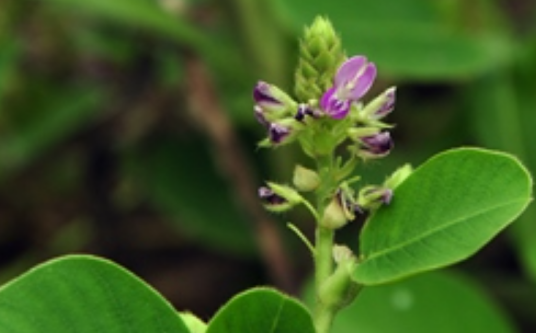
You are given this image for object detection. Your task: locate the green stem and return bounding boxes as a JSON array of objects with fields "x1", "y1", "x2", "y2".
[{"x1": 314, "y1": 227, "x2": 335, "y2": 333}]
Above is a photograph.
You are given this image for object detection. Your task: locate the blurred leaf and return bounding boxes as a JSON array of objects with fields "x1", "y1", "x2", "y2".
[
  {"x1": 0, "y1": 86, "x2": 105, "y2": 180},
  {"x1": 354, "y1": 148, "x2": 532, "y2": 285},
  {"x1": 125, "y1": 136, "x2": 257, "y2": 256},
  {"x1": 465, "y1": 54, "x2": 536, "y2": 281},
  {"x1": 0, "y1": 39, "x2": 19, "y2": 110},
  {"x1": 207, "y1": 287, "x2": 315, "y2": 333},
  {"x1": 42, "y1": 0, "x2": 243, "y2": 77},
  {"x1": 0, "y1": 255, "x2": 188, "y2": 333},
  {"x1": 305, "y1": 271, "x2": 517, "y2": 333},
  {"x1": 279, "y1": 0, "x2": 512, "y2": 80}
]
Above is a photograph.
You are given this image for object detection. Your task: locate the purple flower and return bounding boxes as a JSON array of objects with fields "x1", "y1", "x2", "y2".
[
  {"x1": 253, "y1": 81, "x2": 295, "y2": 124},
  {"x1": 320, "y1": 56, "x2": 377, "y2": 119}
]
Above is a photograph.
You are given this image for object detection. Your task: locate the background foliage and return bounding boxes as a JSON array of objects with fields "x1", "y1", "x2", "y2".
[{"x1": 1, "y1": 0, "x2": 536, "y2": 331}]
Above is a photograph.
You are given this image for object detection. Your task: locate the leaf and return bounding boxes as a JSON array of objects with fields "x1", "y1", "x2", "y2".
[
  {"x1": 331, "y1": 271, "x2": 517, "y2": 333},
  {"x1": 42, "y1": 0, "x2": 242, "y2": 78},
  {"x1": 354, "y1": 148, "x2": 532, "y2": 285},
  {"x1": 125, "y1": 137, "x2": 257, "y2": 256},
  {"x1": 206, "y1": 287, "x2": 315, "y2": 333},
  {"x1": 0, "y1": 255, "x2": 188, "y2": 333},
  {"x1": 278, "y1": 0, "x2": 512, "y2": 80}
]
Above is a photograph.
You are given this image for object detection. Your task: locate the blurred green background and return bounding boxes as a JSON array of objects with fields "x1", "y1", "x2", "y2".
[{"x1": 1, "y1": 0, "x2": 536, "y2": 331}]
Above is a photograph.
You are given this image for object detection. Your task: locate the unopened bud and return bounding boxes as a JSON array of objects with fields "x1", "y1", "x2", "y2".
[
  {"x1": 357, "y1": 185, "x2": 393, "y2": 211},
  {"x1": 358, "y1": 132, "x2": 393, "y2": 159},
  {"x1": 361, "y1": 87, "x2": 396, "y2": 120},
  {"x1": 293, "y1": 165, "x2": 320, "y2": 192},
  {"x1": 253, "y1": 81, "x2": 296, "y2": 122},
  {"x1": 384, "y1": 164, "x2": 413, "y2": 190},
  {"x1": 321, "y1": 190, "x2": 355, "y2": 229}
]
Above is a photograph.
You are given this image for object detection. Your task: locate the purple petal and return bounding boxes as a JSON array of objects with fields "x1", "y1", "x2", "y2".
[
  {"x1": 253, "y1": 81, "x2": 280, "y2": 105},
  {"x1": 320, "y1": 87, "x2": 351, "y2": 119},
  {"x1": 347, "y1": 63, "x2": 377, "y2": 101},
  {"x1": 334, "y1": 56, "x2": 366, "y2": 88}
]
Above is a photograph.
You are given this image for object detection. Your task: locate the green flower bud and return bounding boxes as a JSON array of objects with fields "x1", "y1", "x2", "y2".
[
  {"x1": 384, "y1": 164, "x2": 413, "y2": 190},
  {"x1": 357, "y1": 185, "x2": 392, "y2": 211},
  {"x1": 320, "y1": 190, "x2": 355, "y2": 229},
  {"x1": 318, "y1": 245, "x2": 360, "y2": 310},
  {"x1": 361, "y1": 87, "x2": 396, "y2": 120},
  {"x1": 266, "y1": 182, "x2": 303, "y2": 205},
  {"x1": 295, "y1": 16, "x2": 345, "y2": 102},
  {"x1": 293, "y1": 165, "x2": 320, "y2": 191}
]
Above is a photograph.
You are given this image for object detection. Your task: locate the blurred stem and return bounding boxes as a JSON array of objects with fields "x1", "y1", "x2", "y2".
[{"x1": 225, "y1": 0, "x2": 289, "y2": 85}]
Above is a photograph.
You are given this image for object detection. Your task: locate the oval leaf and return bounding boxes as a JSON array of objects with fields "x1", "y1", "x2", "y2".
[
  {"x1": 0, "y1": 255, "x2": 188, "y2": 333},
  {"x1": 207, "y1": 287, "x2": 315, "y2": 333},
  {"x1": 354, "y1": 148, "x2": 532, "y2": 285}
]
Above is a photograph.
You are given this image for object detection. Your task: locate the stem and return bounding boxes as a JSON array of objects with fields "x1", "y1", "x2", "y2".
[
  {"x1": 313, "y1": 153, "x2": 336, "y2": 333},
  {"x1": 314, "y1": 227, "x2": 335, "y2": 333}
]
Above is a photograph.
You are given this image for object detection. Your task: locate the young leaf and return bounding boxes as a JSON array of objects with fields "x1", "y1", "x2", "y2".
[
  {"x1": 354, "y1": 148, "x2": 532, "y2": 285},
  {"x1": 0, "y1": 255, "x2": 188, "y2": 333},
  {"x1": 206, "y1": 287, "x2": 315, "y2": 333}
]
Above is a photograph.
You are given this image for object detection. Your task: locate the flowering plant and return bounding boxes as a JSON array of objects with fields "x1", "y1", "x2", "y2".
[{"x1": 0, "y1": 16, "x2": 531, "y2": 333}]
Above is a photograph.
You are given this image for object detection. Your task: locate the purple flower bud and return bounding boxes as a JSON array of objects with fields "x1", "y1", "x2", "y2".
[
  {"x1": 320, "y1": 56, "x2": 377, "y2": 119},
  {"x1": 360, "y1": 132, "x2": 393, "y2": 157},
  {"x1": 254, "y1": 105, "x2": 270, "y2": 127},
  {"x1": 258, "y1": 186, "x2": 286, "y2": 205},
  {"x1": 374, "y1": 87, "x2": 396, "y2": 119},
  {"x1": 295, "y1": 104, "x2": 320, "y2": 121},
  {"x1": 269, "y1": 123, "x2": 291, "y2": 144},
  {"x1": 253, "y1": 81, "x2": 281, "y2": 106}
]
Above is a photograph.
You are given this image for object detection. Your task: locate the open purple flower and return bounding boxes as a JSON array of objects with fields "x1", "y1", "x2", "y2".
[{"x1": 320, "y1": 56, "x2": 377, "y2": 119}]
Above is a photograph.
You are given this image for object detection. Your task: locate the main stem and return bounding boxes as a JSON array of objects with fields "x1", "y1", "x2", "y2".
[
  {"x1": 313, "y1": 154, "x2": 336, "y2": 333},
  {"x1": 314, "y1": 226, "x2": 335, "y2": 333}
]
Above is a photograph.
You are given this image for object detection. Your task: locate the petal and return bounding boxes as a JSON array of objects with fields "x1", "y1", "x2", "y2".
[
  {"x1": 334, "y1": 56, "x2": 366, "y2": 88},
  {"x1": 320, "y1": 87, "x2": 336, "y2": 110},
  {"x1": 347, "y1": 62, "x2": 377, "y2": 101}
]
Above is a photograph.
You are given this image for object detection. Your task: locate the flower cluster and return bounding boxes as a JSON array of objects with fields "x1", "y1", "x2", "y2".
[
  {"x1": 254, "y1": 17, "x2": 408, "y2": 230},
  {"x1": 253, "y1": 56, "x2": 395, "y2": 160}
]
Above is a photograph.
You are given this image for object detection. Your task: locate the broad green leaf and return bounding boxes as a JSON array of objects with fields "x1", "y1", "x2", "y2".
[
  {"x1": 207, "y1": 287, "x2": 315, "y2": 333},
  {"x1": 125, "y1": 137, "x2": 257, "y2": 256},
  {"x1": 332, "y1": 271, "x2": 517, "y2": 333},
  {"x1": 354, "y1": 148, "x2": 532, "y2": 285},
  {"x1": 0, "y1": 255, "x2": 188, "y2": 333},
  {"x1": 278, "y1": 0, "x2": 512, "y2": 80}
]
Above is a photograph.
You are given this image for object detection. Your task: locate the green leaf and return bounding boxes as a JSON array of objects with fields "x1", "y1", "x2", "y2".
[
  {"x1": 279, "y1": 0, "x2": 512, "y2": 80},
  {"x1": 332, "y1": 271, "x2": 517, "y2": 333},
  {"x1": 207, "y1": 287, "x2": 315, "y2": 333},
  {"x1": 42, "y1": 0, "x2": 242, "y2": 78},
  {"x1": 354, "y1": 148, "x2": 532, "y2": 285},
  {"x1": 0, "y1": 255, "x2": 188, "y2": 333},
  {"x1": 125, "y1": 137, "x2": 257, "y2": 256}
]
